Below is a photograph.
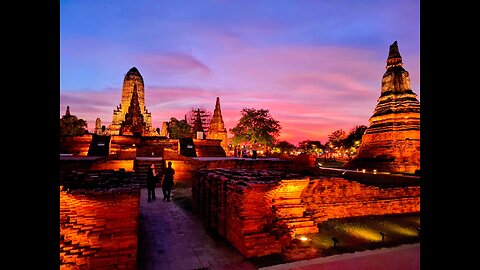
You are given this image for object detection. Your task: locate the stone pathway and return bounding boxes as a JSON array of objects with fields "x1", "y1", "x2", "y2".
[{"x1": 137, "y1": 188, "x2": 256, "y2": 270}]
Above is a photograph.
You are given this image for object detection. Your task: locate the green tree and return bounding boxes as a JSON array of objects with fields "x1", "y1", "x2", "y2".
[
  {"x1": 327, "y1": 129, "x2": 347, "y2": 149},
  {"x1": 343, "y1": 125, "x2": 367, "y2": 148},
  {"x1": 60, "y1": 113, "x2": 88, "y2": 136},
  {"x1": 167, "y1": 117, "x2": 192, "y2": 139},
  {"x1": 298, "y1": 140, "x2": 324, "y2": 155},
  {"x1": 273, "y1": 141, "x2": 297, "y2": 155},
  {"x1": 230, "y1": 108, "x2": 281, "y2": 147}
]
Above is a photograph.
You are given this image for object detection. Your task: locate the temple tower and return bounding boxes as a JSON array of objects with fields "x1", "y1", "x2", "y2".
[
  {"x1": 192, "y1": 109, "x2": 205, "y2": 139},
  {"x1": 206, "y1": 97, "x2": 228, "y2": 153},
  {"x1": 119, "y1": 85, "x2": 148, "y2": 136},
  {"x1": 109, "y1": 67, "x2": 156, "y2": 135},
  {"x1": 94, "y1": 118, "x2": 102, "y2": 135},
  {"x1": 160, "y1": 121, "x2": 169, "y2": 137},
  {"x1": 344, "y1": 41, "x2": 420, "y2": 173}
]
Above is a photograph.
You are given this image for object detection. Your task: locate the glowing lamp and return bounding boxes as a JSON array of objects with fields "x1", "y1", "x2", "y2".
[
  {"x1": 380, "y1": 232, "x2": 386, "y2": 242},
  {"x1": 299, "y1": 236, "x2": 309, "y2": 242},
  {"x1": 373, "y1": 169, "x2": 377, "y2": 174},
  {"x1": 362, "y1": 169, "x2": 366, "y2": 173},
  {"x1": 332, "y1": 237, "x2": 339, "y2": 248}
]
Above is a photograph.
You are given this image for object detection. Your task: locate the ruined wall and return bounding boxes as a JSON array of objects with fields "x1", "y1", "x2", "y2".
[
  {"x1": 193, "y1": 139, "x2": 226, "y2": 157},
  {"x1": 135, "y1": 138, "x2": 175, "y2": 157},
  {"x1": 302, "y1": 176, "x2": 420, "y2": 223},
  {"x1": 108, "y1": 136, "x2": 137, "y2": 158},
  {"x1": 60, "y1": 134, "x2": 93, "y2": 156},
  {"x1": 60, "y1": 172, "x2": 141, "y2": 269},
  {"x1": 192, "y1": 169, "x2": 420, "y2": 258},
  {"x1": 168, "y1": 156, "x2": 295, "y2": 184}
]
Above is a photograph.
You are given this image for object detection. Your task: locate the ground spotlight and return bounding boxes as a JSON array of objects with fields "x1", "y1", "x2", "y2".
[
  {"x1": 332, "y1": 237, "x2": 339, "y2": 248},
  {"x1": 380, "y1": 232, "x2": 386, "y2": 242}
]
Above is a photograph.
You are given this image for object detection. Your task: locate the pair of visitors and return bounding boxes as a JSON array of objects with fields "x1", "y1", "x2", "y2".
[{"x1": 146, "y1": 162, "x2": 175, "y2": 202}]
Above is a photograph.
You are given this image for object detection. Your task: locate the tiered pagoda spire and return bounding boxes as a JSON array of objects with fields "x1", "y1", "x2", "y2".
[
  {"x1": 343, "y1": 41, "x2": 420, "y2": 173},
  {"x1": 206, "y1": 97, "x2": 228, "y2": 153}
]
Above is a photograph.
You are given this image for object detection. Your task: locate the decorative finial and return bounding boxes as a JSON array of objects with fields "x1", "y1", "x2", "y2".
[{"x1": 387, "y1": 41, "x2": 403, "y2": 66}]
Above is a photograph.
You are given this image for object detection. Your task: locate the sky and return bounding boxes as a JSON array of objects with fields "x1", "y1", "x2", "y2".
[{"x1": 60, "y1": 0, "x2": 420, "y2": 145}]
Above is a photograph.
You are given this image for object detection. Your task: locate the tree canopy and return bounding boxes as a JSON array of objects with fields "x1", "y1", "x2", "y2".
[
  {"x1": 229, "y1": 108, "x2": 281, "y2": 147},
  {"x1": 298, "y1": 140, "x2": 324, "y2": 155},
  {"x1": 343, "y1": 125, "x2": 368, "y2": 148},
  {"x1": 60, "y1": 113, "x2": 88, "y2": 136},
  {"x1": 167, "y1": 117, "x2": 192, "y2": 139},
  {"x1": 273, "y1": 141, "x2": 297, "y2": 154}
]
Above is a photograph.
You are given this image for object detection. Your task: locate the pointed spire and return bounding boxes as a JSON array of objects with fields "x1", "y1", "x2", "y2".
[
  {"x1": 386, "y1": 41, "x2": 403, "y2": 66},
  {"x1": 212, "y1": 97, "x2": 222, "y2": 119},
  {"x1": 126, "y1": 66, "x2": 141, "y2": 76},
  {"x1": 66, "y1": 106, "x2": 71, "y2": 116},
  {"x1": 215, "y1": 97, "x2": 221, "y2": 111}
]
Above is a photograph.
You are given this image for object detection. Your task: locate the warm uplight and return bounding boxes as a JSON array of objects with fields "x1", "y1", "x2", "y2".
[
  {"x1": 362, "y1": 169, "x2": 366, "y2": 173},
  {"x1": 373, "y1": 169, "x2": 377, "y2": 174},
  {"x1": 299, "y1": 236, "x2": 309, "y2": 241},
  {"x1": 384, "y1": 222, "x2": 418, "y2": 236}
]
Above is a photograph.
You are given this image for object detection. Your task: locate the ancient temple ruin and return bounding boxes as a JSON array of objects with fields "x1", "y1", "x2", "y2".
[
  {"x1": 108, "y1": 67, "x2": 157, "y2": 136},
  {"x1": 192, "y1": 109, "x2": 206, "y2": 139},
  {"x1": 206, "y1": 97, "x2": 228, "y2": 153},
  {"x1": 344, "y1": 41, "x2": 420, "y2": 173},
  {"x1": 94, "y1": 118, "x2": 102, "y2": 135}
]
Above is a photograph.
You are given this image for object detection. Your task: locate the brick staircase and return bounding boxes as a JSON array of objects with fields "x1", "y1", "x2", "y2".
[
  {"x1": 275, "y1": 203, "x2": 318, "y2": 237},
  {"x1": 195, "y1": 145, "x2": 226, "y2": 157},
  {"x1": 133, "y1": 158, "x2": 165, "y2": 186}
]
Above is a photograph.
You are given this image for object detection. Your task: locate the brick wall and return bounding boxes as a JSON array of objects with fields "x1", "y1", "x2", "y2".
[
  {"x1": 192, "y1": 169, "x2": 420, "y2": 258},
  {"x1": 60, "y1": 134, "x2": 93, "y2": 156},
  {"x1": 60, "y1": 172, "x2": 141, "y2": 269}
]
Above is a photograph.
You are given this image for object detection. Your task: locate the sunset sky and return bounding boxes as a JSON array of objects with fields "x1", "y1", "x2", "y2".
[{"x1": 60, "y1": 0, "x2": 420, "y2": 145}]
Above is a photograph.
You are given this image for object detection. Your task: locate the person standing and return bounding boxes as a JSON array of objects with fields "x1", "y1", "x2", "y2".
[
  {"x1": 162, "y1": 161, "x2": 175, "y2": 202},
  {"x1": 147, "y1": 164, "x2": 158, "y2": 202}
]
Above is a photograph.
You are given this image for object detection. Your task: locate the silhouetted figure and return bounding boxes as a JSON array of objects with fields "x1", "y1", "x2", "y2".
[
  {"x1": 162, "y1": 162, "x2": 175, "y2": 202},
  {"x1": 252, "y1": 149, "x2": 257, "y2": 159},
  {"x1": 146, "y1": 164, "x2": 158, "y2": 202},
  {"x1": 242, "y1": 146, "x2": 247, "y2": 158}
]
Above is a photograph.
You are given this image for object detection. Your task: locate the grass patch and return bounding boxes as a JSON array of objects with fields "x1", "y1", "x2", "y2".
[
  {"x1": 250, "y1": 212, "x2": 420, "y2": 267},
  {"x1": 301, "y1": 213, "x2": 419, "y2": 257},
  {"x1": 171, "y1": 183, "x2": 193, "y2": 211}
]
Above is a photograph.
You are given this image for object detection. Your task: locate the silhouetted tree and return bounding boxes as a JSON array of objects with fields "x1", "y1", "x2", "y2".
[
  {"x1": 327, "y1": 129, "x2": 347, "y2": 149},
  {"x1": 273, "y1": 141, "x2": 297, "y2": 155},
  {"x1": 298, "y1": 140, "x2": 324, "y2": 155},
  {"x1": 60, "y1": 111, "x2": 88, "y2": 136},
  {"x1": 230, "y1": 108, "x2": 281, "y2": 147},
  {"x1": 343, "y1": 125, "x2": 368, "y2": 148},
  {"x1": 186, "y1": 107, "x2": 211, "y2": 133}
]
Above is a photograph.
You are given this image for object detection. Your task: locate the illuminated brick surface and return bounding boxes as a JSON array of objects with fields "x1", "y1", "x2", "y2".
[
  {"x1": 60, "y1": 172, "x2": 141, "y2": 269},
  {"x1": 193, "y1": 169, "x2": 419, "y2": 258}
]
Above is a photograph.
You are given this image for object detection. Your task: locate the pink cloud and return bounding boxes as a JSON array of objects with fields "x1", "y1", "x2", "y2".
[
  {"x1": 129, "y1": 52, "x2": 212, "y2": 79},
  {"x1": 61, "y1": 43, "x2": 419, "y2": 145}
]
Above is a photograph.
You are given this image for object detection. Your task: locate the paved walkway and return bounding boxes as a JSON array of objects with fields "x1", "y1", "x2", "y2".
[
  {"x1": 137, "y1": 188, "x2": 256, "y2": 270},
  {"x1": 259, "y1": 243, "x2": 420, "y2": 270},
  {"x1": 137, "y1": 187, "x2": 420, "y2": 270}
]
